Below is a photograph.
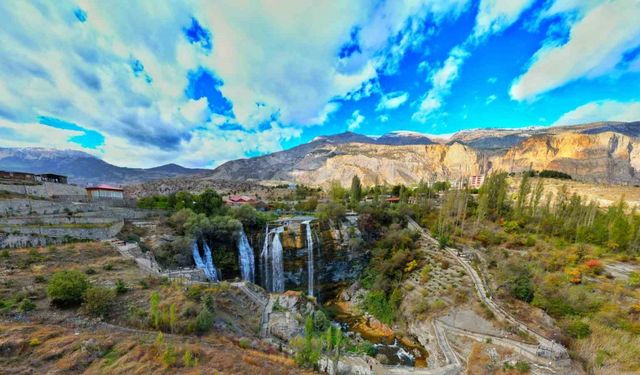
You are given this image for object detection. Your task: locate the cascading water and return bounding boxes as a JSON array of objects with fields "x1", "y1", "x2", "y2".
[
  {"x1": 303, "y1": 220, "x2": 314, "y2": 297},
  {"x1": 260, "y1": 225, "x2": 271, "y2": 290},
  {"x1": 271, "y1": 227, "x2": 285, "y2": 292},
  {"x1": 237, "y1": 227, "x2": 256, "y2": 283},
  {"x1": 192, "y1": 241, "x2": 219, "y2": 282}
]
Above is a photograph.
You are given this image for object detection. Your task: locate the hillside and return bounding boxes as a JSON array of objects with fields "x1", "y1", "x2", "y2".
[
  {"x1": 207, "y1": 121, "x2": 640, "y2": 187},
  {"x1": 0, "y1": 148, "x2": 209, "y2": 186}
]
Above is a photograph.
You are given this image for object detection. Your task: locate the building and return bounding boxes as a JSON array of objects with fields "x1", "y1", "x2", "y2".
[
  {"x1": 34, "y1": 173, "x2": 68, "y2": 184},
  {"x1": 468, "y1": 175, "x2": 485, "y2": 189},
  {"x1": 385, "y1": 196, "x2": 400, "y2": 204},
  {"x1": 0, "y1": 170, "x2": 67, "y2": 184},
  {"x1": 86, "y1": 184, "x2": 124, "y2": 200},
  {"x1": 225, "y1": 195, "x2": 258, "y2": 206}
]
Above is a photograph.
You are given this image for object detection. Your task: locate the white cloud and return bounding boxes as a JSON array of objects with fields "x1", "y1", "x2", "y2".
[
  {"x1": 378, "y1": 114, "x2": 389, "y2": 123},
  {"x1": 472, "y1": 0, "x2": 535, "y2": 41},
  {"x1": 0, "y1": 0, "x2": 471, "y2": 167},
  {"x1": 485, "y1": 94, "x2": 497, "y2": 105},
  {"x1": 346, "y1": 110, "x2": 365, "y2": 131},
  {"x1": 376, "y1": 91, "x2": 409, "y2": 111},
  {"x1": 412, "y1": 46, "x2": 468, "y2": 122},
  {"x1": 510, "y1": 0, "x2": 640, "y2": 101},
  {"x1": 553, "y1": 100, "x2": 640, "y2": 126},
  {"x1": 413, "y1": 0, "x2": 532, "y2": 122}
]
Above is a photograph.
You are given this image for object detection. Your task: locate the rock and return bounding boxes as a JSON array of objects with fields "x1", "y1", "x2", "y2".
[{"x1": 375, "y1": 353, "x2": 390, "y2": 365}]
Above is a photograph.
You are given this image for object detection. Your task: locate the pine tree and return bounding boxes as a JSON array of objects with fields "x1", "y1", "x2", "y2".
[
  {"x1": 350, "y1": 175, "x2": 362, "y2": 204},
  {"x1": 514, "y1": 173, "x2": 531, "y2": 219}
]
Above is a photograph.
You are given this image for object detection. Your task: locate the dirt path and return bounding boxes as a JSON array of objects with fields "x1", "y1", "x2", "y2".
[{"x1": 406, "y1": 217, "x2": 570, "y2": 372}]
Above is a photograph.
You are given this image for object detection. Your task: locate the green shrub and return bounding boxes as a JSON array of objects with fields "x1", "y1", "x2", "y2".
[
  {"x1": 182, "y1": 349, "x2": 197, "y2": 367},
  {"x1": 238, "y1": 338, "x2": 251, "y2": 349},
  {"x1": 34, "y1": 275, "x2": 47, "y2": 283},
  {"x1": 84, "y1": 267, "x2": 97, "y2": 275},
  {"x1": 566, "y1": 319, "x2": 591, "y2": 339},
  {"x1": 195, "y1": 307, "x2": 214, "y2": 334},
  {"x1": 114, "y1": 279, "x2": 128, "y2": 295},
  {"x1": 83, "y1": 286, "x2": 115, "y2": 318},
  {"x1": 46, "y1": 270, "x2": 89, "y2": 306},
  {"x1": 514, "y1": 361, "x2": 530, "y2": 372},
  {"x1": 161, "y1": 344, "x2": 177, "y2": 368},
  {"x1": 18, "y1": 298, "x2": 36, "y2": 312},
  {"x1": 102, "y1": 263, "x2": 114, "y2": 271},
  {"x1": 361, "y1": 289, "x2": 401, "y2": 325}
]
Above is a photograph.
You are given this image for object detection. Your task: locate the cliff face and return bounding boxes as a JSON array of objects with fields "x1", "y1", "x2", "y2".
[
  {"x1": 202, "y1": 121, "x2": 640, "y2": 186},
  {"x1": 490, "y1": 132, "x2": 640, "y2": 184}
]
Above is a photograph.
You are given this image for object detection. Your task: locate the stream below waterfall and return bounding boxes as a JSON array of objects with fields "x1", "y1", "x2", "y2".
[{"x1": 325, "y1": 300, "x2": 428, "y2": 367}]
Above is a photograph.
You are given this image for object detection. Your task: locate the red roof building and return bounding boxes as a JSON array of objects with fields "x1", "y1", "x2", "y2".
[
  {"x1": 225, "y1": 195, "x2": 258, "y2": 206},
  {"x1": 86, "y1": 185, "x2": 124, "y2": 200}
]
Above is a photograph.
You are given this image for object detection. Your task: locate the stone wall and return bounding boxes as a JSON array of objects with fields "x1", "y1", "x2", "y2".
[
  {"x1": 0, "y1": 182, "x2": 86, "y2": 198},
  {"x1": 0, "y1": 220, "x2": 123, "y2": 248}
]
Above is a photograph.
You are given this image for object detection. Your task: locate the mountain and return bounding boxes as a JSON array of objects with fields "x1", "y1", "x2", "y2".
[
  {"x1": 206, "y1": 121, "x2": 640, "y2": 186},
  {"x1": 0, "y1": 148, "x2": 209, "y2": 186}
]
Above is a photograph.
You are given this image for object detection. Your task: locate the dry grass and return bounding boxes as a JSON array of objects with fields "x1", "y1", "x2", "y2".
[
  {"x1": 0, "y1": 241, "x2": 308, "y2": 374},
  {"x1": 574, "y1": 322, "x2": 640, "y2": 374}
]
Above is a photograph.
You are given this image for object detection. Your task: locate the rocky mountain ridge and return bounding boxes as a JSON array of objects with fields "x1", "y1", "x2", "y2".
[
  {"x1": 209, "y1": 121, "x2": 640, "y2": 186},
  {"x1": 0, "y1": 147, "x2": 209, "y2": 186}
]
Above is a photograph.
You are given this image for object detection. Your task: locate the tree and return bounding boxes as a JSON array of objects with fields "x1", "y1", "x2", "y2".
[
  {"x1": 350, "y1": 175, "x2": 362, "y2": 204},
  {"x1": 46, "y1": 270, "x2": 89, "y2": 307},
  {"x1": 194, "y1": 189, "x2": 225, "y2": 216},
  {"x1": 291, "y1": 315, "x2": 322, "y2": 367},
  {"x1": 514, "y1": 173, "x2": 531, "y2": 219},
  {"x1": 195, "y1": 306, "x2": 214, "y2": 334},
  {"x1": 149, "y1": 292, "x2": 161, "y2": 329},
  {"x1": 328, "y1": 180, "x2": 348, "y2": 202}
]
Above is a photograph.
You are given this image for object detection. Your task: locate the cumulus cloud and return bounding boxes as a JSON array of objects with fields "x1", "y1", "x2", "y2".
[
  {"x1": 510, "y1": 0, "x2": 640, "y2": 101},
  {"x1": 553, "y1": 100, "x2": 640, "y2": 126},
  {"x1": 346, "y1": 110, "x2": 365, "y2": 131},
  {"x1": 376, "y1": 91, "x2": 409, "y2": 111}
]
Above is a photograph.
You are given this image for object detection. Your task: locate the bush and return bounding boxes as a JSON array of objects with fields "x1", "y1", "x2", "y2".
[
  {"x1": 195, "y1": 307, "x2": 214, "y2": 334},
  {"x1": 361, "y1": 289, "x2": 401, "y2": 325},
  {"x1": 566, "y1": 319, "x2": 591, "y2": 339},
  {"x1": 18, "y1": 298, "x2": 36, "y2": 312},
  {"x1": 83, "y1": 286, "x2": 115, "y2": 318},
  {"x1": 514, "y1": 361, "x2": 530, "y2": 372},
  {"x1": 115, "y1": 279, "x2": 128, "y2": 295},
  {"x1": 46, "y1": 270, "x2": 89, "y2": 307}
]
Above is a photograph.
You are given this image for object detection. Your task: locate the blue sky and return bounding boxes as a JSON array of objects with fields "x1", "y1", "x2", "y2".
[{"x1": 0, "y1": 0, "x2": 639, "y2": 168}]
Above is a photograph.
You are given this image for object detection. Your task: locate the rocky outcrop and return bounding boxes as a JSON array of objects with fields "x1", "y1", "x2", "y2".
[{"x1": 489, "y1": 132, "x2": 640, "y2": 184}]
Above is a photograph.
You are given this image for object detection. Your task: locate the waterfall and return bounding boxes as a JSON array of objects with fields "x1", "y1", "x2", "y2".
[
  {"x1": 271, "y1": 227, "x2": 285, "y2": 292},
  {"x1": 260, "y1": 225, "x2": 271, "y2": 290},
  {"x1": 303, "y1": 220, "x2": 314, "y2": 297},
  {"x1": 237, "y1": 227, "x2": 256, "y2": 283},
  {"x1": 192, "y1": 241, "x2": 219, "y2": 282}
]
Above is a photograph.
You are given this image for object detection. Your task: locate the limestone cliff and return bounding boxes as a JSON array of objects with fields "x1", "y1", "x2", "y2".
[{"x1": 195, "y1": 121, "x2": 640, "y2": 187}]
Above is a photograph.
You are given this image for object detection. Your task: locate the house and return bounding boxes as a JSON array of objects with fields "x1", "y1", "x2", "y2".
[
  {"x1": 468, "y1": 175, "x2": 485, "y2": 189},
  {"x1": 225, "y1": 195, "x2": 258, "y2": 206},
  {"x1": 86, "y1": 184, "x2": 124, "y2": 200}
]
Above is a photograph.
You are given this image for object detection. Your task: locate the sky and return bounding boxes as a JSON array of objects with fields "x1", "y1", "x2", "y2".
[{"x1": 0, "y1": 0, "x2": 639, "y2": 168}]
